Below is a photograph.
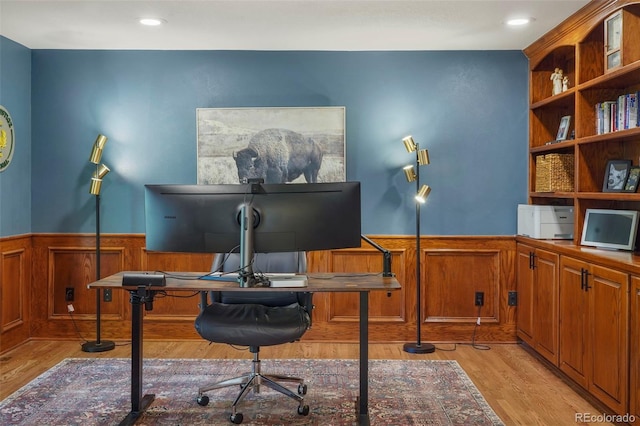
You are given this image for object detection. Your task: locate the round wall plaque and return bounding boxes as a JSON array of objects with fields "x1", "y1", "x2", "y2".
[{"x1": 0, "y1": 105, "x2": 15, "y2": 172}]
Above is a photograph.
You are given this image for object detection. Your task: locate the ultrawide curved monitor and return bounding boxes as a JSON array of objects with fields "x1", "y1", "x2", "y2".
[{"x1": 144, "y1": 182, "x2": 361, "y2": 254}]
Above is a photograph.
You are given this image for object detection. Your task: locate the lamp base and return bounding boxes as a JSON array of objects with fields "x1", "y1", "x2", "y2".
[
  {"x1": 403, "y1": 342, "x2": 436, "y2": 354},
  {"x1": 81, "y1": 340, "x2": 116, "y2": 353}
]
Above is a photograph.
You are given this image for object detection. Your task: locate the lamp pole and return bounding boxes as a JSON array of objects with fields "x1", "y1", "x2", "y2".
[
  {"x1": 94, "y1": 193, "x2": 102, "y2": 341},
  {"x1": 403, "y1": 142, "x2": 435, "y2": 354}
]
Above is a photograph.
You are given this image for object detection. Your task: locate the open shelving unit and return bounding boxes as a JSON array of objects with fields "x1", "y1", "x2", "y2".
[{"x1": 525, "y1": 1, "x2": 640, "y2": 244}]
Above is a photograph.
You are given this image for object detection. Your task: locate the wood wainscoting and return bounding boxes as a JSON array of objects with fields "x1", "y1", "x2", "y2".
[
  {"x1": 1, "y1": 234, "x2": 516, "y2": 352},
  {"x1": 0, "y1": 234, "x2": 32, "y2": 352}
]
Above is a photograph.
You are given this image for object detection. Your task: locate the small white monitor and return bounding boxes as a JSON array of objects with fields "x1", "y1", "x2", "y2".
[{"x1": 581, "y1": 209, "x2": 639, "y2": 251}]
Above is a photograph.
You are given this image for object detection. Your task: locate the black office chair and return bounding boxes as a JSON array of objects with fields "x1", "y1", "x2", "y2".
[{"x1": 194, "y1": 251, "x2": 312, "y2": 424}]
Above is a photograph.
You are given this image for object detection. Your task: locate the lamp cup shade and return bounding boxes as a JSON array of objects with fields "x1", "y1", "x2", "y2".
[
  {"x1": 89, "y1": 177, "x2": 103, "y2": 195},
  {"x1": 402, "y1": 135, "x2": 417, "y2": 153},
  {"x1": 93, "y1": 163, "x2": 110, "y2": 179},
  {"x1": 89, "y1": 147, "x2": 103, "y2": 164},
  {"x1": 403, "y1": 165, "x2": 417, "y2": 182},
  {"x1": 417, "y1": 149, "x2": 430, "y2": 165},
  {"x1": 415, "y1": 184, "x2": 431, "y2": 203},
  {"x1": 89, "y1": 134, "x2": 108, "y2": 164}
]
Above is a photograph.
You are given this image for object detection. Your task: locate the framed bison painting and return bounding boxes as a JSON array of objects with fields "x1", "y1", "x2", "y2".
[{"x1": 196, "y1": 107, "x2": 346, "y2": 184}]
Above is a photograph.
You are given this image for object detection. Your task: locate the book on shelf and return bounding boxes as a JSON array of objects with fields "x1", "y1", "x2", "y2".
[
  {"x1": 628, "y1": 92, "x2": 638, "y2": 128},
  {"x1": 596, "y1": 91, "x2": 640, "y2": 135},
  {"x1": 618, "y1": 94, "x2": 626, "y2": 131},
  {"x1": 596, "y1": 101, "x2": 617, "y2": 134}
]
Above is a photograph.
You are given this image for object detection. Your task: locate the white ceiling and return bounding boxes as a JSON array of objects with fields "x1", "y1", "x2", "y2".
[{"x1": 0, "y1": 0, "x2": 590, "y2": 51}]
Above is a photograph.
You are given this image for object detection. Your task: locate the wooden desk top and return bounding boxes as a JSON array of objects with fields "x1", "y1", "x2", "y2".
[{"x1": 88, "y1": 271, "x2": 401, "y2": 293}]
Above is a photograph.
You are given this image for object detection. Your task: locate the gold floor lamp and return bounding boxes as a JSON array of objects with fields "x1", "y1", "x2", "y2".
[
  {"x1": 82, "y1": 134, "x2": 116, "y2": 353},
  {"x1": 401, "y1": 135, "x2": 435, "y2": 354}
]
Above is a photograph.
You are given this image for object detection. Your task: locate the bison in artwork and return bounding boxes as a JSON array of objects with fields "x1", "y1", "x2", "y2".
[{"x1": 233, "y1": 128, "x2": 323, "y2": 183}]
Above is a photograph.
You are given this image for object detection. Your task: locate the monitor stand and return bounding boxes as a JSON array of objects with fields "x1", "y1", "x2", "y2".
[
  {"x1": 238, "y1": 200, "x2": 295, "y2": 288},
  {"x1": 239, "y1": 202, "x2": 255, "y2": 288}
]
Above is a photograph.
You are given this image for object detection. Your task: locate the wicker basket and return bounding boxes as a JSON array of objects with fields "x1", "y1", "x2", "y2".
[{"x1": 535, "y1": 153, "x2": 574, "y2": 192}]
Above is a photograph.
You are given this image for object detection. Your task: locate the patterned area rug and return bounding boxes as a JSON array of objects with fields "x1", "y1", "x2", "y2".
[{"x1": 1, "y1": 358, "x2": 504, "y2": 425}]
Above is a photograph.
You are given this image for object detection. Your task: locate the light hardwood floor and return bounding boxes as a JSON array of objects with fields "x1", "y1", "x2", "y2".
[{"x1": 0, "y1": 340, "x2": 612, "y2": 425}]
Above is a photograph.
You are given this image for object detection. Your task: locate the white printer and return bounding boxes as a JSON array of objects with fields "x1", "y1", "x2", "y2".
[{"x1": 517, "y1": 204, "x2": 574, "y2": 239}]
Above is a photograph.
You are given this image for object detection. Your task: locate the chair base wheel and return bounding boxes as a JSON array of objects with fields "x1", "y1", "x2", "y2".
[
  {"x1": 298, "y1": 404, "x2": 310, "y2": 416},
  {"x1": 297, "y1": 383, "x2": 307, "y2": 395},
  {"x1": 230, "y1": 413, "x2": 243, "y2": 424},
  {"x1": 196, "y1": 395, "x2": 209, "y2": 406}
]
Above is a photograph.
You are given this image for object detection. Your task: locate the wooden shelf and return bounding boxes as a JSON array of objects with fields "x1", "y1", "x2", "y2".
[
  {"x1": 530, "y1": 88, "x2": 576, "y2": 110},
  {"x1": 530, "y1": 140, "x2": 575, "y2": 154},
  {"x1": 576, "y1": 191, "x2": 640, "y2": 201},
  {"x1": 576, "y1": 126, "x2": 640, "y2": 145},
  {"x1": 530, "y1": 192, "x2": 575, "y2": 199},
  {"x1": 579, "y1": 59, "x2": 640, "y2": 90}
]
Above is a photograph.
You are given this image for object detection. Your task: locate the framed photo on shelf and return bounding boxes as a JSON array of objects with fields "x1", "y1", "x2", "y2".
[
  {"x1": 603, "y1": 159, "x2": 632, "y2": 192},
  {"x1": 623, "y1": 166, "x2": 640, "y2": 192},
  {"x1": 555, "y1": 115, "x2": 571, "y2": 141}
]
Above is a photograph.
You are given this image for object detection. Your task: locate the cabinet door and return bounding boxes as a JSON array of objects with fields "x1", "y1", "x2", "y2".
[
  {"x1": 604, "y1": 10, "x2": 622, "y2": 71},
  {"x1": 534, "y1": 249, "x2": 559, "y2": 365},
  {"x1": 632, "y1": 276, "x2": 640, "y2": 421},
  {"x1": 516, "y1": 244, "x2": 535, "y2": 344},
  {"x1": 588, "y1": 265, "x2": 629, "y2": 414},
  {"x1": 559, "y1": 256, "x2": 589, "y2": 388}
]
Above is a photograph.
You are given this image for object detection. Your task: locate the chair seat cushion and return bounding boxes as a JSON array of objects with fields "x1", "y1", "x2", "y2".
[{"x1": 195, "y1": 302, "x2": 310, "y2": 347}]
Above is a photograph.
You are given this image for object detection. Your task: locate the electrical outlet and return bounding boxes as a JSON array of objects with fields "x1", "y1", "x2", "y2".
[
  {"x1": 65, "y1": 287, "x2": 74, "y2": 302},
  {"x1": 474, "y1": 291, "x2": 484, "y2": 306},
  {"x1": 103, "y1": 288, "x2": 112, "y2": 302},
  {"x1": 508, "y1": 291, "x2": 517, "y2": 306}
]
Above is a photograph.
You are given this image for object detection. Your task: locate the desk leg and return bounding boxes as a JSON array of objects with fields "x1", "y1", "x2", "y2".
[
  {"x1": 119, "y1": 289, "x2": 155, "y2": 426},
  {"x1": 358, "y1": 291, "x2": 370, "y2": 426}
]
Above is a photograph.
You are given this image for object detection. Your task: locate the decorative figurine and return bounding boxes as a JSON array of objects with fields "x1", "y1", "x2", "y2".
[
  {"x1": 551, "y1": 68, "x2": 564, "y2": 95},
  {"x1": 562, "y1": 76, "x2": 569, "y2": 92}
]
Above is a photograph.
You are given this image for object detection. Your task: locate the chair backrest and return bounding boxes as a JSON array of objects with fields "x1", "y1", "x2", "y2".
[
  {"x1": 212, "y1": 252, "x2": 307, "y2": 275},
  {"x1": 209, "y1": 252, "x2": 308, "y2": 307}
]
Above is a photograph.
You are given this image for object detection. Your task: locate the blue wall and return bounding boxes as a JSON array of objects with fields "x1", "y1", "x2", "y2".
[
  {"x1": 0, "y1": 37, "x2": 31, "y2": 237},
  {"x1": 12, "y1": 47, "x2": 528, "y2": 236}
]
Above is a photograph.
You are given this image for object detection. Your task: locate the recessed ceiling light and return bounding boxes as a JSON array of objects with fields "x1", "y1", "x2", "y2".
[
  {"x1": 139, "y1": 18, "x2": 166, "y2": 26},
  {"x1": 507, "y1": 17, "x2": 533, "y2": 27}
]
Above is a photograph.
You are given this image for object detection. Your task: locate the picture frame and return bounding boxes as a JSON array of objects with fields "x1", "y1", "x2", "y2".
[
  {"x1": 603, "y1": 159, "x2": 632, "y2": 192},
  {"x1": 555, "y1": 115, "x2": 571, "y2": 141},
  {"x1": 196, "y1": 107, "x2": 346, "y2": 184},
  {"x1": 623, "y1": 166, "x2": 640, "y2": 192}
]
